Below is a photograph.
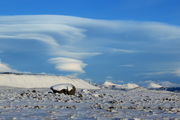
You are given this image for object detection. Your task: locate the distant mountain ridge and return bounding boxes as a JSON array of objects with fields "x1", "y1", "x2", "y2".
[{"x1": 150, "y1": 87, "x2": 180, "y2": 93}]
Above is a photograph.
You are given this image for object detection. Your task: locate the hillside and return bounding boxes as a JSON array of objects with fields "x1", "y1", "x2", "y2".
[{"x1": 0, "y1": 73, "x2": 99, "y2": 89}]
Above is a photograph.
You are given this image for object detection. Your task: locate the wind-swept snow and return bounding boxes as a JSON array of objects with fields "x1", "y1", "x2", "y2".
[{"x1": 0, "y1": 73, "x2": 99, "y2": 89}]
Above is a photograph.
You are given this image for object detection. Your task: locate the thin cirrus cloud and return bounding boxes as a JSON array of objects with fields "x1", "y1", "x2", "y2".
[
  {"x1": 141, "y1": 61, "x2": 180, "y2": 78},
  {"x1": 172, "y1": 69, "x2": 180, "y2": 77},
  {"x1": 111, "y1": 48, "x2": 137, "y2": 54},
  {"x1": 140, "y1": 69, "x2": 180, "y2": 80},
  {"x1": 0, "y1": 15, "x2": 180, "y2": 73}
]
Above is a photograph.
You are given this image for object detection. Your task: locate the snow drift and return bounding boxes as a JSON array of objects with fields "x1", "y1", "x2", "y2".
[{"x1": 0, "y1": 73, "x2": 99, "y2": 89}]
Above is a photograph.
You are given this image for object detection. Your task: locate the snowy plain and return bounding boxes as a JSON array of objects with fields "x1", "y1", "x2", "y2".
[{"x1": 0, "y1": 73, "x2": 179, "y2": 120}]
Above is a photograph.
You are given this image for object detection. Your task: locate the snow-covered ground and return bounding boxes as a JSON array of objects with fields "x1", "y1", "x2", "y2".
[
  {"x1": 0, "y1": 73, "x2": 99, "y2": 89},
  {"x1": 103, "y1": 81, "x2": 139, "y2": 89},
  {"x1": 0, "y1": 74, "x2": 179, "y2": 119},
  {"x1": 0, "y1": 86, "x2": 179, "y2": 120}
]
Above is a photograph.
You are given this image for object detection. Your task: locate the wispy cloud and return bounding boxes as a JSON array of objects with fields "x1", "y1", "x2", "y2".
[
  {"x1": 111, "y1": 48, "x2": 137, "y2": 54},
  {"x1": 142, "y1": 68, "x2": 180, "y2": 78},
  {"x1": 0, "y1": 15, "x2": 180, "y2": 74},
  {"x1": 120, "y1": 64, "x2": 134, "y2": 67},
  {"x1": 142, "y1": 71, "x2": 168, "y2": 76},
  {"x1": 172, "y1": 69, "x2": 180, "y2": 77}
]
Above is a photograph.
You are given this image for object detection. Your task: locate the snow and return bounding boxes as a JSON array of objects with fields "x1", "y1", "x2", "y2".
[
  {"x1": 0, "y1": 86, "x2": 179, "y2": 119},
  {"x1": 51, "y1": 84, "x2": 74, "y2": 91},
  {"x1": 148, "y1": 82, "x2": 162, "y2": 88},
  {"x1": 0, "y1": 73, "x2": 99, "y2": 89},
  {"x1": 121, "y1": 83, "x2": 139, "y2": 89},
  {"x1": 103, "y1": 81, "x2": 116, "y2": 87},
  {"x1": 103, "y1": 81, "x2": 139, "y2": 89},
  {"x1": 0, "y1": 74, "x2": 179, "y2": 119}
]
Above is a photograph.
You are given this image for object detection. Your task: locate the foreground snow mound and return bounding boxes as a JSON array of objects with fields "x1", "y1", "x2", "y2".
[
  {"x1": 103, "y1": 81, "x2": 139, "y2": 90},
  {"x1": 50, "y1": 84, "x2": 76, "y2": 95},
  {"x1": 0, "y1": 73, "x2": 99, "y2": 89}
]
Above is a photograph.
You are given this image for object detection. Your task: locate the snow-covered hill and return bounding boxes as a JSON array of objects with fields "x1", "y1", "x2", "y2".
[
  {"x1": 103, "y1": 81, "x2": 139, "y2": 89},
  {"x1": 0, "y1": 73, "x2": 99, "y2": 89},
  {"x1": 147, "y1": 82, "x2": 162, "y2": 88}
]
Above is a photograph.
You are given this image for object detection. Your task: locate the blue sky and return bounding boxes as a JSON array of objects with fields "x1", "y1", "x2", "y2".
[
  {"x1": 0, "y1": 0, "x2": 179, "y2": 24},
  {"x1": 0, "y1": 0, "x2": 180, "y2": 86}
]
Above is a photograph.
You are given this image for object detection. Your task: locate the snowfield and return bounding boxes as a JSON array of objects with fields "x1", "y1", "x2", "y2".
[
  {"x1": 0, "y1": 73, "x2": 179, "y2": 119},
  {"x1": 0, "y1": 73, "x2": 99, "y2": 89},
  {"x1": 0, "y1": 87, "x2": 179, "y2": 120}
]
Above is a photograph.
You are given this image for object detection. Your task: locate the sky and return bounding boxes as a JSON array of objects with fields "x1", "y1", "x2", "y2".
[{"x1": 0, "y1": 0, "x2": 180, "y2": 86}]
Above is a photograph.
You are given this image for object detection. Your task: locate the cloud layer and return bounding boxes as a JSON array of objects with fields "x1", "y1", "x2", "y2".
[
  {"x1": 0, "y1": 15, "x2": 180, "y2": 77},
  {"x1": 49, "y1": 57, "x2": 87, "y2": 73}
]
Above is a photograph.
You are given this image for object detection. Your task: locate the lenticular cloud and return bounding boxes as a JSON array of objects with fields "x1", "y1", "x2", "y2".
[
  {"x1": 0, "y1": 15, "x2": 96, "y2": 73},
  {"x1": 0, "y1": 15, "x2": 180, "y2": 73},
  {"x1": 49, "y1": 57, "x2": 87, "y2": 73}
]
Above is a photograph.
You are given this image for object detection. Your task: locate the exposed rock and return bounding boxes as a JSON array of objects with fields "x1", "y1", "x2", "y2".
[
  {"x1": 50, "y1": 84, "x2": 76, "y2": 95},
  {"x1": 33, "y1": 105, "x2": 44, "y2": 109}
]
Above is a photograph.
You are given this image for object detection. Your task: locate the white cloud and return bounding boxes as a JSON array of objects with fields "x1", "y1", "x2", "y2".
[
  {"x1": 0, "y1": 62, "x2": 17, "y2": 72},
  {"x1": 51, "y1": 50, "x2": 101, "y2": 59},
  {"x1": 111, "y1": 48, "x2": 137, "y2": 54},
  {"x1": 142, "y1": 68, "x2": 180, "y2": 77},
  {"x1": 49, "y1": 57, "x2": 87, "y2": 73},
  {"x1": 142, "y1": 71, "x2": 168, "y2": 76},
  {"x1": 1, "y1": 15, "x2": 180, "y2": 73},
  {"x1": 173, "y1": 69, "x2": 180, "y2": 76},
  {"x1": 0, "y1": 15, "x2": 99, "y2": 72}
]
